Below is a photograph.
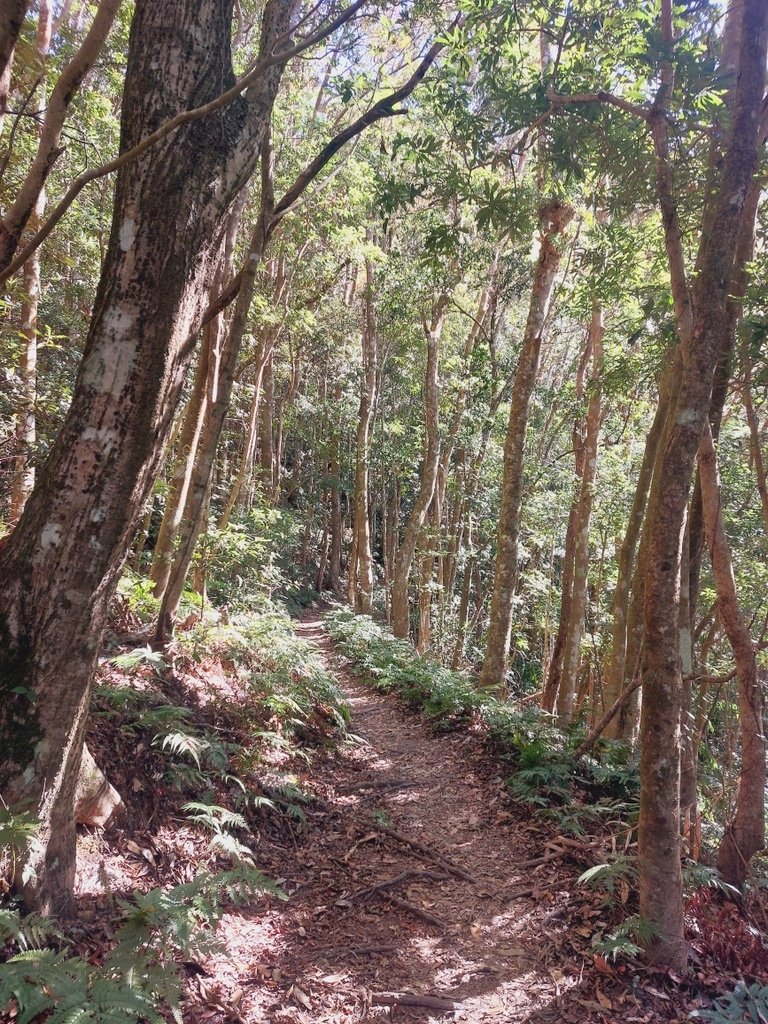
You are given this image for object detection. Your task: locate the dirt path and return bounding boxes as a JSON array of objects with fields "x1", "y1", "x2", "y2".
[{"x1": 216, "y1": 609, "x2": 603, "y2": 1023}]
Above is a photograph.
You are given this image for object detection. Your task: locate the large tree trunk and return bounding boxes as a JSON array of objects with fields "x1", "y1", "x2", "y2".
[
  {"x1": 698, "y1": 425, "x2": 766, "y2": 886},
  {"x1": 391, "y1": 296, "x2": 447, "y2": 639},
  {"x1": 0, "y1": 0, "x2": 294, "y2": 915},
  {"x1": 638, "y1": 0, "x2": 767, "y2": 967},
  {"x1": 480, "y1": 200, "x2": 574, "y2": 689}
]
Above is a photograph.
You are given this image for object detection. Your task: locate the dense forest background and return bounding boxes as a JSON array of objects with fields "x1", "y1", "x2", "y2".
[{"x1": 1, "y1": 0, "x2": 768, "y2": 1019}]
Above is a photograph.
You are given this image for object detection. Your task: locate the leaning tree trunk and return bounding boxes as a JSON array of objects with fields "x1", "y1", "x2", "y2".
[
  {"x1": 699, "y1": 425, "x2": 766, "y2": 886},
  {"x1": 601, "y1": 378, "x2": 670, "y2": 735},
  {"x1": 0, "y1": 0, "x2": 293, "y2": 915},
  {"x1": 8, "y1": 4, "x2": 53, "y2": 524},
  {"x1": 150, "y1": 297, "x2": 220, "y2": 599},
  {"x1": 480, "y1": 200, "x2": 574, "y2": 689},
  {"x1": 0, "y1": 1, "x2": 29, "y2": 133},
  {"x1": 0, "y1": 0, "x2": 122, "y2": 273},
  {"x1": 638, "y1": 0, "x2": 767, "y2": 967}
]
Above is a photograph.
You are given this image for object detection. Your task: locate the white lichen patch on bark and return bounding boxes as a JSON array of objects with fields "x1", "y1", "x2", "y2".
[
  {"x1": 82, "y1": 426, "x2": 119, "y2": 452},
  {"x1": 119, "y1": 218, "x2": 136, "y2": 251},
  {"x1": 676, "y1": 408, "x2": 700, "y2": 426},
  {"x1": 82, "y1": 307, "x2": 136, "y2": 396},
  {"x1": 40, "y1": 523, "x2": 62, "y2": 549}
]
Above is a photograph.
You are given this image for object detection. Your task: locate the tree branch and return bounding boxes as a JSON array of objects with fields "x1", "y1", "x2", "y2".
[
  {"x1": 0, "y1": 0, "x2": 370, "y2": 286},
  {"x1": 197, "y1": 30, "x2": 454, "y2": 328}
]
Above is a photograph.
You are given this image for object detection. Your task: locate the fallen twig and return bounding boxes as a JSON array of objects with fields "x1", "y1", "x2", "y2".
[
  {"x1": 515, "y1": 836, "x2": 599, "y2": 870},
  {"x1": 372, "y1": 992, "x2": 457, "y2": 1011},
  {"x1": 317, "y1": 943, "x2": 399, "y2": 956},
  {"x1": 383, "y1": 894, "x2": 446, "y2": 928},
  {"x1": 338, "y1": 777, "x2": 416, "y2": 795},
  {"x1": 372, "y1": 823, "x2": 475, "y2": 882},
  {"x1": 351, "y1": 868, "x2": 449, "y2": 901}
]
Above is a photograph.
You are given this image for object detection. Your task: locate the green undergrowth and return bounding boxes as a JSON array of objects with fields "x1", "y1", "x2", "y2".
[
  {"x1": 326, "y1": 609, "x2": 638, "y2": 821},
  {"x1": 326, "y1": 608, "x2": 643, "y2": 929},
  {"x1": 0, "y1": 861, "x2": 283, "y2": 1024},
  {"x1": 2, "y1": 604, "x2": 346, "y2": 1021},
  {"x1": 95, "y1": 606, "x2": 349, "y2": 834}
]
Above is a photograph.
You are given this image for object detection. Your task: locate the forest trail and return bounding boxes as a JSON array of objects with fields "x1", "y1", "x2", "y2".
[{"x1": 220, "y1": 607, "x2": 601, "y2": 1024}]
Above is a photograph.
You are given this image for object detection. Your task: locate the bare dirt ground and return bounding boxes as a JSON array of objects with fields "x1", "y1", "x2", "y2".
[{"x1": 207, "y1": 609, "x2": 677, "y2": 1024}]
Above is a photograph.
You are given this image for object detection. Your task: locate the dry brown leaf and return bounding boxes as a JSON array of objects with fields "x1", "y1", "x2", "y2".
[{"x1": 596, "y1": 988, "x2": 612, "y2": 1010}]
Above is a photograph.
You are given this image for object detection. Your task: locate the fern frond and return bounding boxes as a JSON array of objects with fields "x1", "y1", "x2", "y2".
[{"x1": 158, "y1": 732, "x2": 210, "y2": 767}]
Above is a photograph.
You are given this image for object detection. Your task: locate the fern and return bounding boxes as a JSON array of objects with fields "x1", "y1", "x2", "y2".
[
  {"x1": 578, "y1": 855, "x2": 638, "y2": 897},
  {"x1": 158, "y1": 731, "x2": 211, "y2": 768},
  {"x1": 0, "y1": 808, "x2": 42, "y2": 886},
  {"x1": 183, "y1": 802, "x2": 254, "y2": 863},
  {"x1": 114, "y1": 865, "x2": 286, "y2": 962},
  {"x1": 0, "y1": 808, "x2": 38, "y2": 855},
  {"x1": 0, "y1": 907, "x2": 59, "y2": 951},
  {"x1": 0, "y1": 868, "x2": 285, "y2": 1024},
  {"x1": 0, "y1": 948, "x2": 165, "y2": 1024},
  {"x1": 593, "y1": 915, "x2": 658, "y2": 962},
  {"x1": 682, "y1": 861, "x2": 741, "y2": 898},
  {"x1": 691, "y1": 982, "x2": 768, "y2": 1022},
  {"x1": 110, "y1": 646, "x2": 167, "y2": 674}
]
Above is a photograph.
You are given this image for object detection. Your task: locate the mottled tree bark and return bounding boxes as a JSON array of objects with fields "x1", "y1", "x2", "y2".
[
  {"x1": 0, "y1": 0, "x2": 295, "y2": 914},
  {"x1": 699, "y1": 425, "x2": 766, "y2": 886},
  {"x1": 639, "y1": 0, "x2": 767, "y2": 967}
]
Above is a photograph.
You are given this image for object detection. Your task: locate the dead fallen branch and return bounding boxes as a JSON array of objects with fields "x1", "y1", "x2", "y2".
[
  {"x1": 514, "y1": 836, "x2": 598, "y2": 870},
  {"x1": 351, "y1": 868, "x2": 449, "y2": 901},
  {"x1": 318, "y1": 943, "x2": 399, "y2": 956},
  {"x1": 372, "y1": 822, "x2": 475, "y2": 882},
  {"x1": 338, "y1": 777, "x2": 416, "y2": 795},
  {"x1": 383, "y1": 894, "x2": 446, "y2": 928},
  {"x1": 372, "y1": 992, "x2": 457, "y2": 1011},
  {"x1": 572, "y1": 675, "x2": 643, "y2": 759}
]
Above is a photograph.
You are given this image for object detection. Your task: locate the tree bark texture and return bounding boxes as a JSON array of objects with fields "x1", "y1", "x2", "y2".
[
  {"x1": 699, "y1": 425, "x2": 766, "y2": 886},
  {"x1": 480, "y1": 200, "x2": 574, "y2": 689},
  {"x1": 638, "y1": 0, "x2": 767, "y2": 967},
  {"x1": 0, "y1": 0, "x2": 294, "y2": 914}
]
